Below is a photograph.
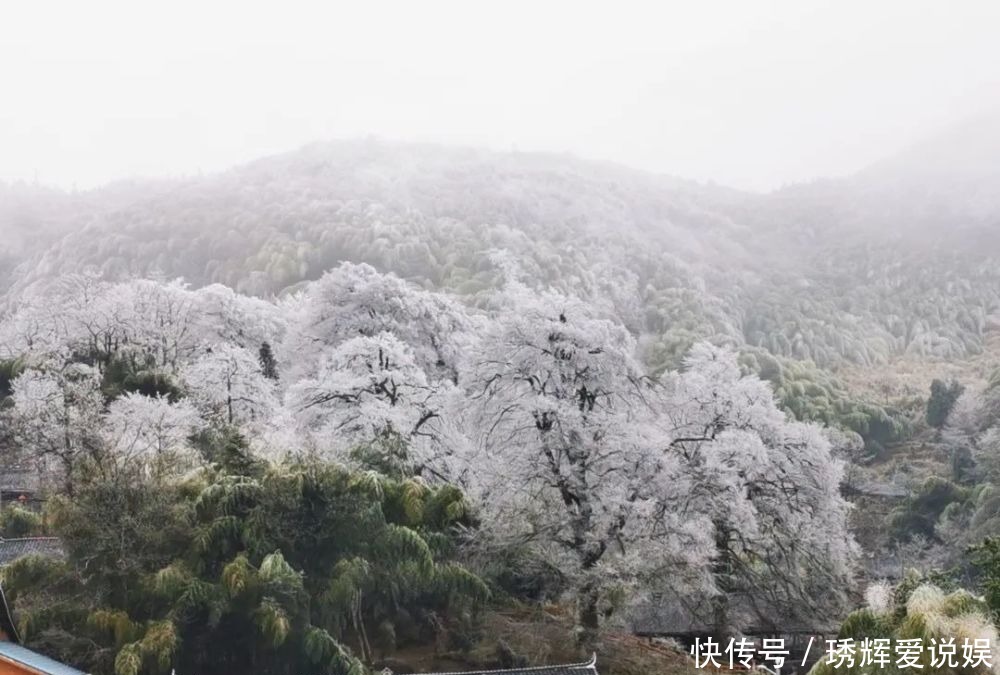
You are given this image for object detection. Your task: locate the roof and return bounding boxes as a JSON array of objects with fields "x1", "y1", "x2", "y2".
[
  {"x1": 0, "y1": 538, "x2": 65, "y2": 567},
  {"x1": 0, "y1": 465, "x2": 41, "y2": 493},
  {"x1": 418, "y1": 655, "x2": 599, "y2": 675},
  {"x1": 0, "y1": 641, "x2": 87, "y2": 675}
]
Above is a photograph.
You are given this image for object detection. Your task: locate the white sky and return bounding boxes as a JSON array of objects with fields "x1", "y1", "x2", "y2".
[{"x1": 2, "y1": 0, "x2": 1000, "y2": 192}]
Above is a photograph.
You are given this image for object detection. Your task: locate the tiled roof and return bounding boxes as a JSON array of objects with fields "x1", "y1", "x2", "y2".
[
  {"x1": 418, "y1": 655, "x2": 599, "y2": 675},
  {"x1": 0, "y1": 465, "x2": 41, "y2": 492},
  {"x1": 0, "y1": 537, "x2": 66, "y2": 566},
  {"x1": 0, "y1": 641, "x2": 87, "y2": 675}
]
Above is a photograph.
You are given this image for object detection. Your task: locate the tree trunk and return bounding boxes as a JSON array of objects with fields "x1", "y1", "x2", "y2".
[
  {"x1": 577, "y1": 584, "x2": 600, "y2": 647},
  {"x1": 712, "y1": 519, "x2": 736, "y2": 641}
]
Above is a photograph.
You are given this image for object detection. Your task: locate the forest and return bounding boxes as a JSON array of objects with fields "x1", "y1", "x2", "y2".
[{"x1": 3, "y1": 130, "x2": 1000, "y2": 675}]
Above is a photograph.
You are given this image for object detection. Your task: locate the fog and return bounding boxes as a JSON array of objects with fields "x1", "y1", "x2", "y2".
[
  {"x1": 3, "y1": 0, "x2": 1000, "y2": 191},
  {"x1": 8, "y1": 6, "x2": 1000, "y2": 671}
]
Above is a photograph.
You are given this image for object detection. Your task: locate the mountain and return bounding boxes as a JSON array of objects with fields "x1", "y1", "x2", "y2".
[{"x1": 3, "y1": 117, "x2": 1000, "y2": 371}]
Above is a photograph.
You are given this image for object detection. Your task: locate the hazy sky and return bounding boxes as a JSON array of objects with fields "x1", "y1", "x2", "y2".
[{"x1": 2, "y1": 0, "x2": 1000, "y2": 192}]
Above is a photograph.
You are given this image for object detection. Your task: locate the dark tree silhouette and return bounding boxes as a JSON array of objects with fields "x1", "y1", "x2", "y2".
[{"x1": 258, "y1": 342, "x2": 279, "y2": 381}]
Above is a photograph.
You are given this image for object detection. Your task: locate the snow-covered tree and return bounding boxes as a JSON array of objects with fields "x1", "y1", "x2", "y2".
[
  {"x1": 0, "y1": 273, "x2": 114, "y2": 361},
  {"x1": 0, "y1": 264, "x2": 860, "y2": 647},
  {"x1": 192, "y1": 283, "x2": 286, "y2": 355},
  {"x1": 4, "y1": 364, "x2": 104, "y2": 486},
  {"x1": 287, "y1": 332, "x2": 449, "y2": 472},
  {"x1": 663, "y1": 342, "x2": 857, "y2": 635},
  {"x1": 459, "y1": 289, "x2": 707, "y2": 641},
  {"x1": 0, "y1": 275, "x2": 201, "y2": 373},
  {"x1": 101, "y1": 393, "x2": 201, "y2": 475},
  {"x1": 125, "y1": 279, "x2": 199, "y2": 370},
  {"x1": 181, "y1": 344, "x2": 278, "y2": 427},
  {"x1": 282, "y1": 262, "x2": 474, "y2": 383}
]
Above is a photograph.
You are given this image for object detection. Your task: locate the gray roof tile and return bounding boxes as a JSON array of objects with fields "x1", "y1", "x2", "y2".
[{"x1": 0, "y1": 537, "x2": 66, "y2": 566}]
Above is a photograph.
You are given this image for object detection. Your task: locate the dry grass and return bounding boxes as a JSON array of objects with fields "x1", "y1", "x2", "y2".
[
  {"x1": 864, "y1": 437, "x2": 951, "y2": 484},
  {"x1": 837, "y1": 333, "x2": 1000, "y2": 401}
]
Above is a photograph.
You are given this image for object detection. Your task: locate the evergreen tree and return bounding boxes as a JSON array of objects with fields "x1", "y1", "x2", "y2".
[
  {"x1": 258, "y1": 342, "x2": 279, "y2": 381},
  {"x1": 2, "y1": 462, "x2": 486, "y2": 675},
  {"x1": 927, "y1": 379, "x2": 965, "y2": 430}
]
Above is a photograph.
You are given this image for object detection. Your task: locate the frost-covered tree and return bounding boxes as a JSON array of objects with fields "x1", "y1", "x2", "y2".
[
  {"x1": 0, "y1": 273, "x2": 115, "y2": 361},
  {"x1": 4, "y1": 364, "x2": 104, "y2": 486},
  {"x1": 181, "y1": 344, "x2": 278, "y2": 427},
  {"x1": 101, "y1": 393, "x2": 201, "y2": 475},
  {"x1": 0, "y1": 276, "x2": 201, "y2": 373},
  {"x1": 282, "y1": 262, "x2": 474, "y2": 383},
  {"x1": 459, "y1": 289, "x2": 706, "y2": 642},
  {"x1": 287, "y1": 333, "x2": 449, "y2": 471},
  {"x1": 664, "y1": 343, "x2": 857, "y2": 634},
  {"x1": 0, "y1": 263, "x2": 864, "y2": 652},
  {"x1": 192, "y1": 283, "x2": 286, "y2": 354},
  {"x1": 457, "y1": 280, "x2": 857, "y2": 639},
  {"x1": 124, "y1": 279, "x2": 200, "y2": 370}
]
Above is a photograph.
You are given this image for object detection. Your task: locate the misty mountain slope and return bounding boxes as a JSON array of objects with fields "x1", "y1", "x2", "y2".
[
  {"x1": 739, "y1": 115, "x2": 1000, "y2": 365},
  {"x1": 2, "y1": 141, "x2": 765, "y2": 362},
  {"x1": 11, "y1": 141, "x2": 756, "y2": 289},
  {"x1": 0, "y1": 183, "x2": 92, "y2": 288},
  {"x1": 738, "y1": 234, "x2": 1000, "y2": 365},
  {"x1": 4, "y1": 130, "x2": 1000, "y2": 370},
  {"x1": 0, "y1": 178, "x2": 192, "y2": 289}
]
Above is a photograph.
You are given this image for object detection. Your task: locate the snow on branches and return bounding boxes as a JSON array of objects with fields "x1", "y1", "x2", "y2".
[
  {"x1": 459, "y1": 288, "x2": 705, "y2": 635},
  {"x1": 0, "y1": 264, "x2": 857, "y2": 636},
  {"x1": 182, "y1": 343, "x2": 279, "y2": 427},
  {"x1": 287, "y1": 332, "x2": 448, "y2": 463}
]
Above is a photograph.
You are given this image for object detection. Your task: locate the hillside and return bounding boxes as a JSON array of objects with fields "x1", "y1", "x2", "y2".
[
  {"x1": 4, "y1": 121, "x2": 1000, "y2": 377},
  {"x1": 4, "y1": 119, "x2": 1000, "y2": 675}
]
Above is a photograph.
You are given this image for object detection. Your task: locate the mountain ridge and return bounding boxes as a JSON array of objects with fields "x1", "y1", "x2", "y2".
[{"x1": 3, "y1": 120, "x2": 1000, "y2": 370}]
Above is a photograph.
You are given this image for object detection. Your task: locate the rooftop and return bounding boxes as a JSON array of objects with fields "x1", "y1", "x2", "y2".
[
  {"x1": 0, "y1": 465, "x2": 42, "y2": 492},
  {"x1": 0, "y1": 538, "x2": 66, "y2": 567}
]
